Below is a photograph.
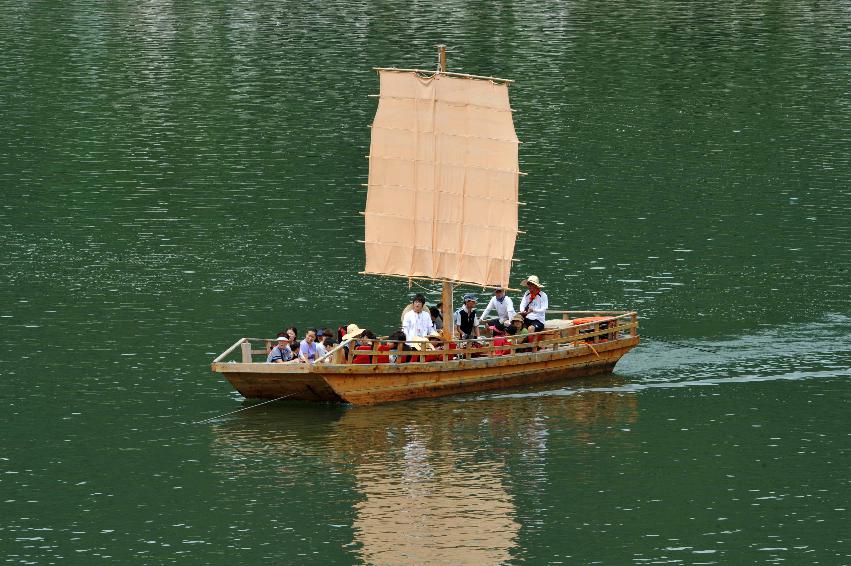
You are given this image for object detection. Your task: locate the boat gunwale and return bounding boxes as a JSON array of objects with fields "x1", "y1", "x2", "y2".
[
  {"x1": 213, "y1": 311, "x2": 636, "y2": 366},
  {"x1": 212, "y1": 335, "x2": 639, "y2": 375}
]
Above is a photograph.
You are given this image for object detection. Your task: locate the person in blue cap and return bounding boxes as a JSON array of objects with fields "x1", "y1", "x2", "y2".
[{"x1": 453, "y1": 293, "x2": 480, "y2": 340}]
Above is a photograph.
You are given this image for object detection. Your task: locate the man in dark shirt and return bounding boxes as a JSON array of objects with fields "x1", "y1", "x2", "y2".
[{"x1": 453, "y1": 293, "x2": 480, "y2": 340}]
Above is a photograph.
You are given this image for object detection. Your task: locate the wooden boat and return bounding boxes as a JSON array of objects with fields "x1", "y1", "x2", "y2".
[{"x1": 211, "y1": 47, "x2": 639, "y2": 405}]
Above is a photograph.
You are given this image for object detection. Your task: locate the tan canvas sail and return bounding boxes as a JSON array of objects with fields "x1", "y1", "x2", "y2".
[{"x1": 363, "y1": 69, "x2": 519, "y2": 288}]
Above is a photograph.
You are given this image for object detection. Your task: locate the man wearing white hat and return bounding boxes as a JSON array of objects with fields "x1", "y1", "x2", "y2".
[
  {"x1": 266, "y1": 335, "x2": 293, "y2": 363},
  {"x1": 519, "y1": 275, "x2": 548, "y2": 332}
]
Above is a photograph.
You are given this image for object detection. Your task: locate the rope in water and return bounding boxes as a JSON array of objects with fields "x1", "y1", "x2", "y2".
[{"x1": 190, "y1": 394, "x2": 296, "y2": 425}]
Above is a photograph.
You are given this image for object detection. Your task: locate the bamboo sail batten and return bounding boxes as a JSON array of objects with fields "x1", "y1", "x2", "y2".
[
  {"x1": 373, "y1": 67, "x2": 515, "y2": 84},
  {"x1": 358, "y1": 271, "x2": 520, "y2": 292}
]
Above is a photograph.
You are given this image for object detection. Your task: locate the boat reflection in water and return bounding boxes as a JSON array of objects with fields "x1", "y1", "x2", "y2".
[{"x1": 209, "y1": 376, "x2": 637, "y2": 563}]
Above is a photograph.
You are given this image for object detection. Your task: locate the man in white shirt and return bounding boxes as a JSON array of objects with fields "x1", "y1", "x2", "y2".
[
  {"x1": 479, "y1": 288, "x2": 516, "y2": 332},
  {"x1": 518, "y1": 275, "x2": 548, "y2": 332},
  {"x1": 402, "y1": 294, "x2": 435, "y2": 342}
]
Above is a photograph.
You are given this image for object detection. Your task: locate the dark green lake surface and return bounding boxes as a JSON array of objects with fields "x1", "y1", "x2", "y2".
[{"x1": 1, "y1": 1, "x2": 849, "y2": 563}]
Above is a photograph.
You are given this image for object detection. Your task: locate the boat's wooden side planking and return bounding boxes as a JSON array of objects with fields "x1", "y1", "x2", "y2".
[{"x1": 324, "y1": 345, "x2": 631, "y2": 404}]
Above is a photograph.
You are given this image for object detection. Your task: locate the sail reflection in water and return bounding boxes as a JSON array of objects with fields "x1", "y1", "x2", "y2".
[
  {"x1": 333, "y1": 409, "x2": 520, "y2": 564},
  {"x1": 352, "y1": 455, "x2": 518, "y2": 563},
  {"x1": 208, "y1": 378, "x2": 637, "y2": 562}
]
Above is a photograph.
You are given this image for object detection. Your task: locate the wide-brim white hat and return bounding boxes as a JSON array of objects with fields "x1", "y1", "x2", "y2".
[{"x1": 521, "y1": 275, "x2": 543, "y2": 288}]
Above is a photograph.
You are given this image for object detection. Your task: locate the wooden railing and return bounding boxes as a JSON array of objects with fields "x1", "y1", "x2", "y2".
[{"x1": 213, "y1": 312, "x2": 638, "y2": 365}]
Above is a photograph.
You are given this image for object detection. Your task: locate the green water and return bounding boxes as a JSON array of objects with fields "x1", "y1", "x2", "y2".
[{"x1": 1, "y1": 1, "x2": 849, "y2": 563}]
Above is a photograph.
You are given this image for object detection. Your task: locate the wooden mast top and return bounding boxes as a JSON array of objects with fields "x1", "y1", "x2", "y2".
[{"x1": 436, "y1": 44, "x2": 454, "y2": 341}]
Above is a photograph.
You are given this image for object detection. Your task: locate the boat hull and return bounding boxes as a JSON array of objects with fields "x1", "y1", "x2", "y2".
[{"x1": 214, "y1": 336, "x2": 638, "y2": 405}]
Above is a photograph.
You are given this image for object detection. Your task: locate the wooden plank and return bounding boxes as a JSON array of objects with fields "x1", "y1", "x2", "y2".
[
  {"x1": 241, "y1": 342, "x2": 252, "y2": 363},
  {"x1": 213, "y1": 338, "x2": 246, "y2": 363},
  {"x1": 324, "y1": 346, "x2": 631, "y2": 404}
]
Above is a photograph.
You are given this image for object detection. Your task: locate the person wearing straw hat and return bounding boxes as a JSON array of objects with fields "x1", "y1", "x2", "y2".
[
  {"x1": 453, "y1": 293, "x2": 480, "y2": 340},
  {"x1": 402, "y1": 293, "x2": 435, "y2": 342},
  {"x1": 479, "y1": 288, "x2": 517, "y2": 332},
  {"x1": 266, "y1": 335, "x2": 293, "y2": 363},
  {"x1": 519, "y1": 275, "x2": 548, "y2": 332},
  {"x1": 337, "y1": 323, "x2": 366, "y2": 361}
]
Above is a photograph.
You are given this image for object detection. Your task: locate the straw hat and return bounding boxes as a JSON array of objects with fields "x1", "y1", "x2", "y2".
[
  {"x1": 342, "y1": 323, "x2": 365, "y2": 340},
  {"x1": 427, "y1": 330, "x2": 441, "y2": 339},
  {"x1": 511, "y1": 313, "x2": 525, "y2": 323},
  {"x1": 521, "y1": 275, "x2": 543, "y2": 288},
  {"x1": 409, "y1": 336, "x2": 432, "y2": 351}
]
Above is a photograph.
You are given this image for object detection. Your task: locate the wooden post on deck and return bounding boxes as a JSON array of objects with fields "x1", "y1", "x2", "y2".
[
  {"x1": 240, "y1": 341, "x2": 252, "y2": 363},
  {"x1": 441, "y1": 280, "x2": 454, "y2": 341},
  {"x1": 332, "y1": 347, "x2": 344, "y2": 364}
]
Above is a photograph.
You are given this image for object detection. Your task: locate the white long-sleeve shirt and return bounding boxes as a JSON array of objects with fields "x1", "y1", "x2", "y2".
[
  {"x1": 519, "y1": 290, "x2": 548, "y2": 323},
  {"x1": 479, "y1": 296, "x2": 516, "y2": 323},
  {"x1": 402, "y1": 309, "x2": 434, "y2": 341}
]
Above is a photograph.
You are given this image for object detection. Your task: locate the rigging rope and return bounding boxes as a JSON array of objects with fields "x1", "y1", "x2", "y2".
[{"x1": 190, "y1": 394, "x2": 296, "y2": 425}]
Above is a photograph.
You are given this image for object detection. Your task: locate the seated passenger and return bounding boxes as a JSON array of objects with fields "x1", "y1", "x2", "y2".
[
  {"x1": 285, "y1": 326, "x2": 300, "y2": 358},
  {"x1": 353, "y1": 330, "x2": 378, "y2": 364},
  {"x1": 298, "y1": 328, "x2": 319, "y2": 363},
  {"x1": 266, "y1": 336, "x2": 293, "y2": 363},
  {"x1": 424, "y1": 331, "x2": 443, "y2": 362},
  {"x1": 507, "y1": 314, "x2": 530, "y2": 351},
  {"x1": 314, "y1": 329, "x2": 328, "y2": 359},
  {"x1": 315, "y1": 337, "x2": 337, "y2": 364},
  {"x1": 489, "y1": 326, "x2": 511, "y2": 356},
  {"x1": 518, "y1": 275, "x2": 548, "y2": 333},
  {"x1": 480, "y1": 288, "x2": 517, "y2": 332},
  {"x1": 375, "y1": 337, "x2": 393, "y2": 364},
  {"x1": 429, "y1": 305, "x2": 443, "y2": 331},
  {"x1": 341, "y1": 323, "x2": 366, "y2": 360},
  {"x1": 386, "y1": 329, "x2": 415, "y2": 363}
]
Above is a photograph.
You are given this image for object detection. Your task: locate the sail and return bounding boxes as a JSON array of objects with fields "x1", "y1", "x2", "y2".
[{"x1": 363, "y1": 69, "x2": 519, "y2": 288}]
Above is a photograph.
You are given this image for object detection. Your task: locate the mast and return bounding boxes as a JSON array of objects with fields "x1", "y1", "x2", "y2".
[{"x1": 436, "y1": 44, "x2": 454, "y2": 340}]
